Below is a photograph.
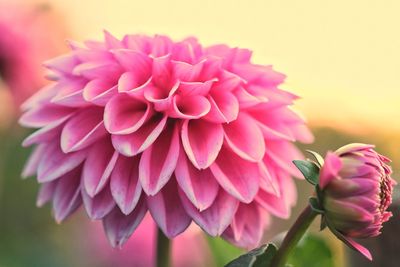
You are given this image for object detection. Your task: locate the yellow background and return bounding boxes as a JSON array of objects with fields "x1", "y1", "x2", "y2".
[{"x1": 48, "y1": 0, "x2": 400, "y2": 133}]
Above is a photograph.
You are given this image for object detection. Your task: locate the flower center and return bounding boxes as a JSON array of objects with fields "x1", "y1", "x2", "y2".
[{"x1": 379, "y1": 174, "x2": 392, "y2": 213}]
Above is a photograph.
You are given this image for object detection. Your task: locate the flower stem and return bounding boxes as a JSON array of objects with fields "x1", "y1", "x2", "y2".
[
  {"x1": 156, "y1": 228, "x2": 171, "y2": 267},
  {"x1": 271, "y1": 205, "x2": 318, "y2": 267}
]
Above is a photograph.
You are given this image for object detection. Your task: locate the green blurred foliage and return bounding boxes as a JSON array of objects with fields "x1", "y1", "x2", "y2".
[
  {"x1": 0, "y1": 128, "x2": 88, "y2": 267},
  {"x1": 206, "y1": 236, "x2": 244, "y2": 266},
  {"x1": 287, "y1": 234, "x2": 334, "y2": 267}
]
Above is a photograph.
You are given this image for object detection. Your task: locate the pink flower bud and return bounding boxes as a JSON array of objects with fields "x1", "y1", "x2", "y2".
[{"x1": 319, "y1": 143, "x2": 395, "y2": 260}]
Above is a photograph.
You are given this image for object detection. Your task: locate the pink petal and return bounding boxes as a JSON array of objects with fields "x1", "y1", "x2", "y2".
[
  {"x1": 320, "y1": 152, "x2": 343, "y2": 189},
  {"x1": 50, "y1": 80, "x2": 89, "y2": 108},
  {"x1": 151, "y1": 35, "x2": 173, "y2": 57},
  {"x1": 104, "y1": 94, "x2": 152, "y2": 134},
  {"x1": 22, "y1": 145, "x2": 47, "y2": 178},
  {"x1": 52, "y1": 167, "x2": 82, "y2": 223},
  {"x1": 175, "y1": 153, "x2": 219, "y2": 211},
  {"x1": 234, "y1": 86, "x2": 267, "y2": 108},
  {"x1": 82, "y1": 139, "x2": 119, "y2": 197},
  {"x1": 179, "y1": 188, "x2": 239, "y2": 236},
  {"x1": 73, "y1": 61, "x2": 123, "y2": 80},
  {"x1": 223, "y1": 113, "x2": 265, "y2": 162},
  {"x1": 103, "y1": 197, "x2": 147, "y2": 248},
  {"x1": 147, "y1": 180, "x2": 191, "y2": 237},
  {"x1": 143, "y1": 81, "x2": 179, "y2": 112},
  {"x1": 264, "y1": 141, "x2": 304, "y2": 178},
  {"x1": 210, "y1": 146, "x2": 260, "y2": 203},
  {"x1": 21, "y1": 83, "x2": 59, "y2": 111},
  {"x1": 43, "y1": 54, "x2": 80, "y2": 74},
  {"x1": 82, "y1": 79, "x2": 118, "y2": 106},
  {"x1": 222, "y1": 203, "x2": 264, "y2": 248},
  {"x1": 118, "y1": 72, "x2": 152, "y2": 97},
  {"x1": 171, "y1": 95, "x2": 211, "y2": 119},
  {"x1": 152, "y1": 54, "x2": 172, "y2": 87},
  {"x1": 204, "y1": 91, "x2": 239, "y2": 123},
  {"x1": 82, "y1": 183, "x2": 116, "y2": 220},
  {"x1": 330, "y1": 224, "x2": 372, "y2": 261},
  {"x1": 122, "y1": 34, "x2": 152, "y2": 53},
  {"x1": 139, "y1": 124, "x2": 180, "y2": 195},
  {"x1": 258, "y1": 161, "x2": 280, "y2": 196},
  {"x1": 37, "y1": 181, "x2": 57, "y2": 207},
  {"x1": 37, "y1": 143, "x2": 86, "y2": 183},
  {"x1": 104, "y1": 30, "x2": 124, "y2": 49},
  {"x1": 111, "y1": 49, "x2": 152, "y2": 76},
  {"x1": 112, "y1": 114, "x2": 167, "y2": 157},
  {"x1": 177, "y1": 80, "x2": 215, "y2": 96},
  {"x1": 110, "y1": 156, "x2": 143, "y2": 215},
  {"x1": 172, "y1": 60, "x2": 203, "y2": 81},
  {"x1": 181, "y1": 119, "x2": 223, "y2": 169},
  {"x1": 19, "y1": 104, "x2": 75, "y2": 128},
  {"x1": 22, "y1": 120, "x2": 64, "y2": 147},
  {"x1": 61, "y1": 107, "x2": 107, "y2": 153},
  {"x1": 255, "y1": 188, "x2": 290, "y2": 219}
]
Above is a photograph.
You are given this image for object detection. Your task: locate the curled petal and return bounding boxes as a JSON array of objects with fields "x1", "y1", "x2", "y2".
[
  {"x1": 118, "y1": 72, "x2": 152, "y2": 98},
  {"x1": 83, "y1": 79, "x2": 118, "y2": 105},
  {"x1": 61, "y1": 107, "x2": 107, "y2": 153},
  {"x1": 112, "y1": 114, "x2": 167, "y2": 156},
  {"x1": 171, "y1": 95, "x2": 211, "y2": 119},
  {"x1": 104, "y1": 95, "x2": 152, "y2": 134}
]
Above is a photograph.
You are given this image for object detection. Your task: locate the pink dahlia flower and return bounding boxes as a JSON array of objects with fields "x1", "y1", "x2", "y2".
[
  {"x1": 20, "y1": 32, "x2": 313, "y2": 249},
  {"x1": 0, "y1": 1, "x2": 66, "y2": 108},
  {"x1": 89, "y1": 215, "x2": 214, "y2": 267},
  {"x1": 319, "y1": 143, "x2": 395, "y2": 260}
]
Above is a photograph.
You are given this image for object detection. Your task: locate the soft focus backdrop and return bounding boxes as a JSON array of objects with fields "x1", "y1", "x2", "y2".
[{"x1": 0, "y1": 0, "x2": 399, "y2": 266}]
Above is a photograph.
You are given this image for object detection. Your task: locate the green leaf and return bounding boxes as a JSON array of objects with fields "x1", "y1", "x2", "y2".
[
  {"x1": 287, "y1": 234, "x2": 334, "y2": 267},
  {"x1": 309, "y1": 197, "x2": 324, "y2": 214},
  {"x1": 292, "y1": 160, "x2": 320, "y2": 185},
  {"x1": 207, "y1": 237, "x2": 243, "y2": 266},
  {"x1": 225, "y1": 243, "x2": 278, "y2": 267}
]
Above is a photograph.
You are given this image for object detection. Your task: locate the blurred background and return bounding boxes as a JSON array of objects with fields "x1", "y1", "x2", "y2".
[{"x1": 0, "y1": 0, "x2": 398, "y2": 266}]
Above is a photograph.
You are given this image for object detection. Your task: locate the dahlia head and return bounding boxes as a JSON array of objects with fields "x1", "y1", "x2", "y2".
[
  {"x1": 294, "y1": 143, "x2": 395, "y2": 260},
  {"x1": 19, "y1": 31, "x2": 313, "y2": 249}
]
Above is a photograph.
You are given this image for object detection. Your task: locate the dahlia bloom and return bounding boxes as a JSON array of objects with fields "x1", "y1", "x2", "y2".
[
  {"x1": 319, "y1": 143, "x2": 395, "y2": 260},
  {"x1": 20, "y1": 32, "x2": 313, "y2": 249},
  {"x1": 89, "y1": 215, "x2": 214, "y2": 267},
  {"x1": 0, "y1": 1, "x2": 66, "y2": 109}
]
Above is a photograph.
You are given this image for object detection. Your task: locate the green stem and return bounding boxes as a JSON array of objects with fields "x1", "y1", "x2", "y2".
[
  {"x1": 156, "y1": 228, "x2": 171, "y2": 267},
  {"x1": 271, "y1": 205, "x2": 318, "y2": 267}
]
